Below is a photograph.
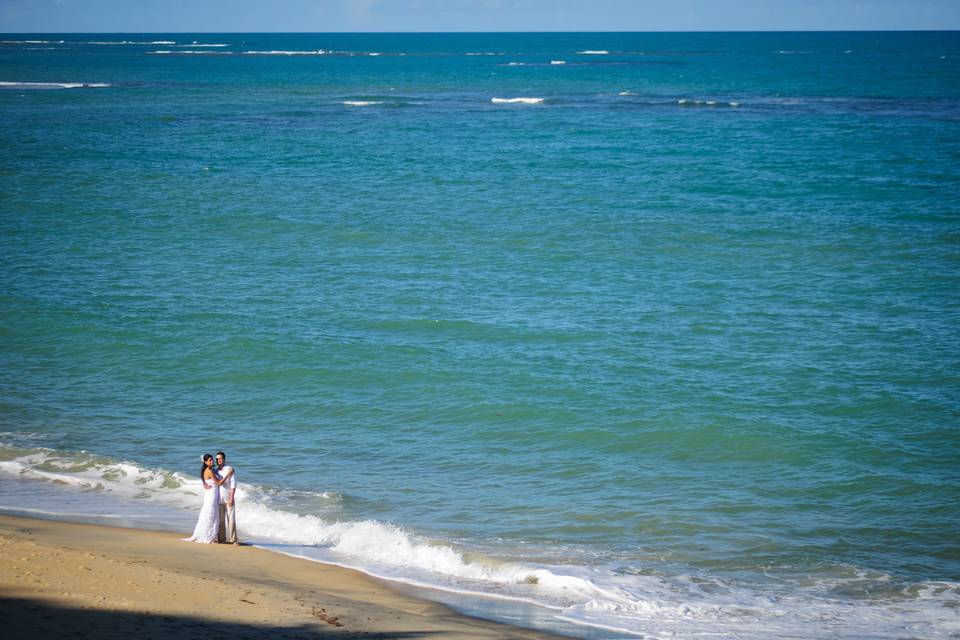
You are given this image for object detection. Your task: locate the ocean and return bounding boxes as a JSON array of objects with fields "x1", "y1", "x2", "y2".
[{"x1": 0, "y1": 31, "x2": 958, "y2": 638}]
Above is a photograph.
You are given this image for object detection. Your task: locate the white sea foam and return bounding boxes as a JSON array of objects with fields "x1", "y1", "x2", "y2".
[
  {"x1": 176, "y1": 43, "x2": 229, "y2": 48},
  {"x1": 491, "y1": 97, "x2": 545, "y2": 104},
  {"x1": 1, "y1": 40, "x2": 65, "y2": 44},
  {"x1": 0, "y1": 81, "x2": 110, "y2": 89},
  {"x1": 0, "y1": 449, "x2": 186, "y2": 497},
  {"x1": 342, "y1": 101, "x2": 384, "y2": 106},
  {"x1": 577, "y1": 50, "x2": 609, "y2": 55},
  {"x1": 550, "y1": 60, "x2": 566, "y2": 65},
  {"x1": 618, "y1": 91, "x2": 636, "y2": 96},
  {"x1": 2, "y1": 442, "x2": 958, "y2": 640}
]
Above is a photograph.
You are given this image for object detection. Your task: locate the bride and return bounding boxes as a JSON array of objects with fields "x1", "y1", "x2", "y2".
[{"x1": 184, "y1": 453, "x2": 222, "y2": 543}]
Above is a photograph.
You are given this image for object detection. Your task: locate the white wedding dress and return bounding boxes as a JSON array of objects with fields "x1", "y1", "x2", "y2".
[{"x1": 184, "y1": 476, "x2": 220, "y2": 543}]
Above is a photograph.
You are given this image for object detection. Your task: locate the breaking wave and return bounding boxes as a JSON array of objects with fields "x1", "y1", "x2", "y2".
[{"x1": 0, "y1": 441, "x2": 957, "y2": 639}]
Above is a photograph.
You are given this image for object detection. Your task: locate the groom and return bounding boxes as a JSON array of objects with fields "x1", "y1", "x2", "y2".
[{"x1": 215, "y1": 451, "x2": 238, "y2": 545}]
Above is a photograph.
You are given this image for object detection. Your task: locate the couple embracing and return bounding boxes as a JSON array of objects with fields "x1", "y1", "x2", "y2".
[{"x1": 184, "y1": 451, "x2": 239, "y2": 545}]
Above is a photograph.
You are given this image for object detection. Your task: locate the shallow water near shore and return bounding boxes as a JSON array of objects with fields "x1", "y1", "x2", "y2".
[{"x1": 1, "y1": 31, "x2": 959, "y2": 638}]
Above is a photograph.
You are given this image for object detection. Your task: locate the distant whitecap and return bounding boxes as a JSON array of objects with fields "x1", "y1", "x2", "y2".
[
  {"x1": 0, "y1": 81, "x2": 111, "y2": 89},
  {"x1": 491, "y1": 97, "x2": 545, "y2": 104},
  {"x1": 243, "y1": 50, "x2": 328, "y2": 56},
  {"x1": 148, "y1": 50, "x2": 229, "y2": 55},
  {"x1": 677, "y1": 98, "x2": 738, "y2": 108},
  {"x1": 1, "y1": 40, "x2": 65, "y2": 44},
  {"x1": 83, "y1": 40, "x2": 176, "y2": 45}
]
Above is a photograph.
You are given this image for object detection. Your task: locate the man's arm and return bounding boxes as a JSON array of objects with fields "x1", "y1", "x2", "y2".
[{"x1": 225, "y1": 467, "x2": 236, "y2": 505}]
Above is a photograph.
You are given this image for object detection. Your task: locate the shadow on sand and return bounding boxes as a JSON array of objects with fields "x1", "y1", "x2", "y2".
[{"x1": 0, "y1": 595, "x2": 443, "y2": 640}]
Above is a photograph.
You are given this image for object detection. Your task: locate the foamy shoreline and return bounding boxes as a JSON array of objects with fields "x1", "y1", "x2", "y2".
[{"x1": 0, "y1": 513, "x2": 568, "y2": 640}]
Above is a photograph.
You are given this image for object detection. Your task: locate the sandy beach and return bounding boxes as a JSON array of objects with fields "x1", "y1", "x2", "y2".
[{"x1": 0, "y1": 514, "x2": 566, "y2": 640}]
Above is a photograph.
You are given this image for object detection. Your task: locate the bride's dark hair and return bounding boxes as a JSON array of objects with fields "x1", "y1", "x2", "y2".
[{"x1": 200, "y1": 453, "x2": 213, "y2": 482}]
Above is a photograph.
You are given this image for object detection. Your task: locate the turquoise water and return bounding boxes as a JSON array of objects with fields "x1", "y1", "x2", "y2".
[{"x1": 1, "y1": 32, "x2": 959, "y2": 638}]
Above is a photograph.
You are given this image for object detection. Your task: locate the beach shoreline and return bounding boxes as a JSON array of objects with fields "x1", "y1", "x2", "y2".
[{"x1": 0, "y1": 513, "x2": 569, "y2": 640}]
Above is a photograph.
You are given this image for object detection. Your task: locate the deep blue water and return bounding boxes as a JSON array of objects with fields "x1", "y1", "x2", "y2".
[{"x1": 1, "y1": 32, "x2": 959, "y2": 639}]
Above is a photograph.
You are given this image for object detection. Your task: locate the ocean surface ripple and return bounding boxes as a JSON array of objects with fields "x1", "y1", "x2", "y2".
[{"x1": 1, "y1": 31, "x2": 959, "y2": 639}]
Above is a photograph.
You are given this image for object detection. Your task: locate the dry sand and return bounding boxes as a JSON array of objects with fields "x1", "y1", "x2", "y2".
[{"x1": 0, "y1": 514, "x2": 567, "y2": 640}]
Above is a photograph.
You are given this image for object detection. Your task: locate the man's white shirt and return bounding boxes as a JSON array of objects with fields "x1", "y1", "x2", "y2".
[{"x1": 219, "y1": 465, "x2": 236, "y2": 504}]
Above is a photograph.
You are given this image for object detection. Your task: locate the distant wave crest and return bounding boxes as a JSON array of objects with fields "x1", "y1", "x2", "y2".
[
  {"x1": 83, "y1": 40, "x2": 176, "y2": 45},
  {"x1": 147, "y1": 50, "x2": 229, "y2": 55},
  {"x1": 1, "y1": 39, "x2": 65, "y2": 44},
  {"x1": 243, "y1": 50, "x2": 328, "y2": 56},
  {"x1": 677, "y1": 98, "x2": 739, "y2": 107},
  {"x1": 491, "y1": 97, "x2": 545, "y2": 104},
  {"x1": 0, "y1": 81, "x2": 110, "y2": 89}
]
